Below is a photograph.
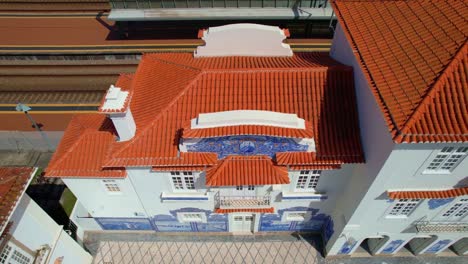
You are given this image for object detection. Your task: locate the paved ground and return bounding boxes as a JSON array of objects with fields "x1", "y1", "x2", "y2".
[
  {"x1": 86, "y1": 232, "x2": 467, "y2": 264},
  {"x1": 87, "y1": 232, "x2": 322, "y2": 264}
]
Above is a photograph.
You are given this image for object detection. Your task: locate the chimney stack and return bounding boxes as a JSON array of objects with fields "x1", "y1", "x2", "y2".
[{"x1": 99, "y1": 85, "x2": 135, "y2": 141}]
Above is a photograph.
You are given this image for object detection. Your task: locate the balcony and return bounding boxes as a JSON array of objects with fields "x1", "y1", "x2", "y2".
[
  {"x1": 217, "y1": 195, "x2": 271, "y2": 209},
  {"x1": 415, "y1": 221, "x2": 468, "y2": 233}
]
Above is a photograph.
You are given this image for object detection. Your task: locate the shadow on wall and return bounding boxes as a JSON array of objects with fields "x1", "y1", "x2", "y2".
[{"x1": 101, "y1": 19, "x2": 335, "y2": 40}]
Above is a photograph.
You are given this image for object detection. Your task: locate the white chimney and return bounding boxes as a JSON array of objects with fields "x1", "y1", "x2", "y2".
[{"x1": 99, "y1": 85, "x2": 135, "y2": 141}]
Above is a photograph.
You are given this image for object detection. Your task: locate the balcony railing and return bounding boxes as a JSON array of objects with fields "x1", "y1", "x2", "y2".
[
  {"x1": 415, "y1": 221, "x2": 468, "y2": 233},
  {"x1": 218, "y1": 195, "x2": 271, "y2": 208}
]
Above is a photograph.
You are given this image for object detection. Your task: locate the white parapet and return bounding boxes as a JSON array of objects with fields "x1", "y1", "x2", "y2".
[
  {"x1": 191, "y1": 110, "x2": 305, "y2": 129},
  {"x1": 195, "y1": 23, "x2": 293, "y2": 57}
]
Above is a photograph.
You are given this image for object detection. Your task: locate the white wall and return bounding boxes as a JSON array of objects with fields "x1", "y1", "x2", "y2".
[
  {"x1": 62, "y1": 176, "x2": 145, "y2": 217},
  {"x1": 9, "y1": 194, "x2": 92, "y2": 263},
  {"x1": 328, "y1": 23, "x2": 468, "y2": 256},
  {"x1": 127, "y1": 168, "x2": 214, "y2": 216}
]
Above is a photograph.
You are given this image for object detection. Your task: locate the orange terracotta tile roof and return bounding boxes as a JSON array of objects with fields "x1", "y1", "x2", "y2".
[
  {"x1": 0, "y1": 167, "x2": 34, "y2": 235},
  {"x1": 46, "y1": 115, "x2": 126, "y2": 178},
  {"x1": 332, "y1": 0, "x2": 468, "y2": 143},
  {"x1": 388, "y1": 187, "x2": 468, "y2": 199},
  {"x1": 151, "y1": 166, "x2": 207, "y2": 172},
  {"x1": 288, "y1": 165, "x2": 341, "y2": 170},
  {"x1": 206, "y1": 156, "x2": 289, "y2": 186},
  {"x1": 98, "y1": 74, "x2": 134, "y2": 114},
  {"x1": 47, "y1": 52, "x2": 364, "y2": 177},
  {"x1": 183, "y1": 122, "x2": 314, "y2": 139},
  {"x1": 215, "y1": 208, "x2": 274, "y2": 214},
  {"x1": 276, "y1": 152, "x2": 362, "y2": 166}
]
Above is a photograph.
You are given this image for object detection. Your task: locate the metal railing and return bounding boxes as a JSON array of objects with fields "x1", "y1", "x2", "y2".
[
  {"x1": 415, "y1": 221, "x2": 468, "y2": 233},
  {"x1": 110, "y1": 0, "x2": 329, "y2": 9},
  {"x1": 218, "y1": 195, "x2": 271, "y2": 208}
]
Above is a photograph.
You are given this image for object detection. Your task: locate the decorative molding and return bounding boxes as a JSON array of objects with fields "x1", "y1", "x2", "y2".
[
  {"x1": 186, "y1": 135, "x2": 308, "y2": 159},
  {"x1": 161, "y1": 192, "x2": 209, "y2": 201},
  {"x1": 281, "y1": 192, "x2": 328, "y2": 200}
]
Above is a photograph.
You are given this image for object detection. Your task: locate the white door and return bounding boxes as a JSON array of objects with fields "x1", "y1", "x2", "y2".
[
  {"x1": 232, "y1": 185, "x2": 256, "y2": 197},
  {"x1": 231, "y1": 214, "x2": 255, "y2": 233}
]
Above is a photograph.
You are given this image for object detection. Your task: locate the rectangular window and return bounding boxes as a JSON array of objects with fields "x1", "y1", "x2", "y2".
[
  {"x1": 295, "y1": 170, "x2": 321, "y2": 191},
  {"x1": 178, "y1": 212, "x2": 206, "y2": 223},
  {"x1": 247, "y1": 185, "x2": 255, "y2": 191},
  {"x1": 441, "y1": 198, "x2": 468, "y2": 220},
  {"x1": 388, "y1": 199, "x2": 421, "y2": 217},
  {"x1": 236, "y1": 185, "x2": 243, "y2": 191},
  {"x1": 10, "y1": 250, "x2": 31, "y2": 264},
  {"x1": 425, "y1": 147, "x2": 468, "y2": 173},
  {"x1": 286, "y1": 212, "x2": 307, "y2": 221},
  {"x1": 171, "y1": 171, "x2": 195, "y2": 191},
  {"x1": 0, "y1": 245, "x2": 11, "y2": 264},
  {"x1": 102, "y1": 179, "x2": 121, "y2": 193}
]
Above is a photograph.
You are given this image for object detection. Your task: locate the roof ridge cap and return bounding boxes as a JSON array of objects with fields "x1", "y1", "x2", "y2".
[
  {"x1": 105, "y1": 72, "x2": 205, "y2": 164},
  {"x1": 395, "y1": 41, "x2": 468, "y2": 142}
]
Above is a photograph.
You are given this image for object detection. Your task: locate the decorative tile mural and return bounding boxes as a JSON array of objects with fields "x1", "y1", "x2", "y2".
[
  {"x1": 186, "y1": 135, "x2": 308, "y2": 159},
  {"x1": 322, "y1": 216, "x2": 334, "y2": 243},
  {"x1": 95, "y1": 218, "x2": 154, "y2": 231},
  {"x1": 428, "y1": 198, "x2": 454, "y2": 210},
  {"x1": 381, "y1": 240, "x2": 404, "y2": 254},
  {"x1": 153, "y1": 207, "x2": 228, "y2": 232},
  {"x1": 259, "y1": 206, "x2": 332, "y2": 236},
  {"x1": 338, "y1": 239, "x2": 358, "y2": 255},
  {"x1": 425, "y1": 239, "x2": 451, "y2": 254}
]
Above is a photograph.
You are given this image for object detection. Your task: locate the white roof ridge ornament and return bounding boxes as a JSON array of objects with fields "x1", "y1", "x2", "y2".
[
  {"x1": 194, "y1": 23, "x2": 293, "y2": 58},
  {"x1": 191, "y1": 110, "x2": 305, "y2": 130}
]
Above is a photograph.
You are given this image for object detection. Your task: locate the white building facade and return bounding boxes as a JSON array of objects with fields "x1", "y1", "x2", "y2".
[
  {"x1": 47, "y1": 24, "x2": 364, "y2": 251},
  {"x1": 0, "y1": 167, "x2": 92, "y2": 264},
  {"x1": 325, "y1": 0, "x2": 468, "y2": 256}
]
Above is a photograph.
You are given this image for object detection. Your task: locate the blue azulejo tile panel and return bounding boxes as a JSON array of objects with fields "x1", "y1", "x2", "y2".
[
  {"x1": 259, "y1": 206, "x2": 333, "y2": 237},
  {"x1": 428, "y1": 198, "x2": 454, "y2": 210},
  {"x1": 322, "y1": 216, "x2": 334, "y2": 243},
  {"x1": 152, "y1": 207, "x2": 228, "y2": 232},
  {"x1": 425, "y1": 239, "x2": 451, "y2": 254},
  {"x1": 338, "y1": 240, "x2": 358, "y2": 255},
  {"x1": 381, "y1": 240, "x2": 404, "y2": 254},
  {"x1": 95, "y1": 217, "x2": 153, "y2": 231},
  {"x1": 185, "y1": 135, "x2": 308, "y2": 159}
]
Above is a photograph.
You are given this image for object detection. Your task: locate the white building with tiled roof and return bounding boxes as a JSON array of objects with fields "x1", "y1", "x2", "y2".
[
  {"x1": 325, "y1": 0, "x2": 468, "y2": 256},
  {"x1": 0, "y1": 167, "x2": 91, "y2": 264},
  {"x1": 45, "y1": 24, "x2": 365, "y2": 250}
]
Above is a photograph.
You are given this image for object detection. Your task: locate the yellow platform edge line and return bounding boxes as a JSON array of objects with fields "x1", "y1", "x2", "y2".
[
  {"x1": 0, "y1": 111, "x2": 97, "y2": 114},
  {"x1": 0, "y1": 103, "x2": 100, "y2": 107}
]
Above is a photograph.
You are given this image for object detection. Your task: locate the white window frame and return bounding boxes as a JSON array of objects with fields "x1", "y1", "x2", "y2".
[
  {"x1": 438, "y1": 198, "x2": 468, "y2": 221},
  {"x1": 101, "y1": 179, "x2": 122, "y2": 194},
  {"x1": 170, "y1": 171, "x2": 196, "y2": 192},
  {"x1": 177, "y1": 212, "x2": 207, "y2": 223},
  {"x1": 282, "y1": 211, "x2": 311, "y2": 222},
  {"x1": 386, "y1": 199, "x2": 421, "y2": 218},
  {"x1": 424, "y1": 147, "x2": 468, "y2": 174},
  {"x1": 294, "y1": 170, "x2": 321, "y2": 192},
  {"x1": 0, "y1": 243, "x2": 33, "y2": 264}
]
